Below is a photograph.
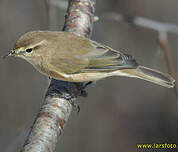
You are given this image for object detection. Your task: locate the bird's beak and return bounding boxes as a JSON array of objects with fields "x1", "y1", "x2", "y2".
[{"x1": 2, "y1": 50, "x2": 16, "y2": 59}]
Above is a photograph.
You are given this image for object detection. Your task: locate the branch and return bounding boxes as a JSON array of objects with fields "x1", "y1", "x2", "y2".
[
  {"x1": 158, "y1": 32, "x2": 178, "y2": 98},
  {"x1": 20, "y1": 0, "x2": 96, "y2": 151},
  {"x1": 101, "y1": 12, "x2": 178, "y2": 34},
  {"x1": 103, "y1": 12, "x2": 178, "y2": 96}
]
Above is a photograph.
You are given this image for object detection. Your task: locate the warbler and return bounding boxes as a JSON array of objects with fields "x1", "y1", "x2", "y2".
[{"x1": 3, "y1": 31, "x2": 175, "y2": 88}]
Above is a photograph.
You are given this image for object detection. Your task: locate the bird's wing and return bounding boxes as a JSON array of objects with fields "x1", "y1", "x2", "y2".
[
  {"x1": 49, "y1": 51, "x2": 90, "y2": 74},
  {"x1": 82, "y1": 40, "x2": 138, "y2": 72},
  {"x1": 49, "y1": 32, "x2": 138, "y2": 74},
  {"x1": 49, "y1": 33, "x2": 92, "y2": 74}
]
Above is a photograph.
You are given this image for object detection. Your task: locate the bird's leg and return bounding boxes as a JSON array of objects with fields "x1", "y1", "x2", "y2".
[
  {"x1": 83, "y1": 81, "x2": 93, "y2": 88},
  {"x1": 69, "y1": 98, "x2": 80, "y2": 112},
  {"x1": 70, "y1": 81, "x2": 93, "y2": 112},
  {"x1": 47, "y1": 80, "x2": 92, "y2": 112},
  {"x1": 76, "y1": 81, "x2": 93, "y2": 97}
]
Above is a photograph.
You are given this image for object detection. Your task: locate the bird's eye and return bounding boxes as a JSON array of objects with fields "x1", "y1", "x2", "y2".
[{"x1": 26, "y1": 48, "x2": 33, "y2": 53}]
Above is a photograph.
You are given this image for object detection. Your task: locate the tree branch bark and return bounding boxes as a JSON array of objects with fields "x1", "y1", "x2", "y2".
[{"x1": 20, "y1": 0, "x2": 96, "y2": 151}]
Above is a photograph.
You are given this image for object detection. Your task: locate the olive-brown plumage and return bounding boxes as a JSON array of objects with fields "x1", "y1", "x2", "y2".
[{"x1": 4, "y1": 31, "x2": 175, "y2": 88}]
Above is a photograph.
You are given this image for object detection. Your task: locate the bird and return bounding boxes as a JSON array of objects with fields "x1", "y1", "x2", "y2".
[{"x1": 3, "y1": 31, "x2": 175, "y2": 88}]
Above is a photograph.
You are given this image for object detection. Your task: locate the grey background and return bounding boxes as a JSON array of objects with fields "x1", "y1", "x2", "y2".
[{"x1": 0, "y1": 0, "x2": 178, "y2": 152}]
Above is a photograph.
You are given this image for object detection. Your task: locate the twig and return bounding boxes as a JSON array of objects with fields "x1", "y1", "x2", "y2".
[
  {"x1": 101, "y1": 12, "x2": 178, "y2": 34},
  {"x1": 46, "y1": 5, "x2": 178, "y2": 35},
  {"x1": 20, "y1": 0, "x2": 96, "y2": 152},
  {"x1": 103, "y1": 12, "x2": 178, "y2": 96},
  {"x1": 131, "y1": 16, "x2": 178, "y2": 33},
  {"x1": 158, "y1": 32, "x2": 178, "y2": 97}
]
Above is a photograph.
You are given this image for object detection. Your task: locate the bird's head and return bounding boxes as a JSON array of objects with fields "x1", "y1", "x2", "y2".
[{"x1": 3, "y1": 31, "x2": 49, "y2": 62}]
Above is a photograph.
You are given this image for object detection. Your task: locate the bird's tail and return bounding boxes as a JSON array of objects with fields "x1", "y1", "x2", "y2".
[{"x1": 120, "y1": 66, "x2": 175, "y2": 88}]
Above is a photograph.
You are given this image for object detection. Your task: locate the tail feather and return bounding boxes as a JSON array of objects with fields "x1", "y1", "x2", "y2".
[{"x1": 121, "y1": 66, "x2": 175, "y2": 88}]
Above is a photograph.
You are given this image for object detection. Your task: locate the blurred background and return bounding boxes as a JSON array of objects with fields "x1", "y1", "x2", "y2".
[{"x1": 0, "y1": 0, "x2": 178, "y2": 152}]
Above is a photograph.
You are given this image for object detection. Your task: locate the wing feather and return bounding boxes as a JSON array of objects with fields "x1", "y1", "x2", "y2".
[
  {"x1": 83, "y1": 40, "x2": 138, "y2": 72},
  {"x1": 48, "y1": 32, "x2": 138, "y2": 74}
]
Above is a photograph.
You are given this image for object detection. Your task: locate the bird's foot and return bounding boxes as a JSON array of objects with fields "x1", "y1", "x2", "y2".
[
  {"x1": 69, "y1": 98, "x2": 80, "y2": 113},
  {"x1": 47, "y1": 80, "x2": 93, "y2": 113}
]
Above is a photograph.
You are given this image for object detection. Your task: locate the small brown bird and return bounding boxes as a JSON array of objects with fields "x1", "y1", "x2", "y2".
[{"x1": 4, "y1": 31, "x2": 175, "y2": 88}]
